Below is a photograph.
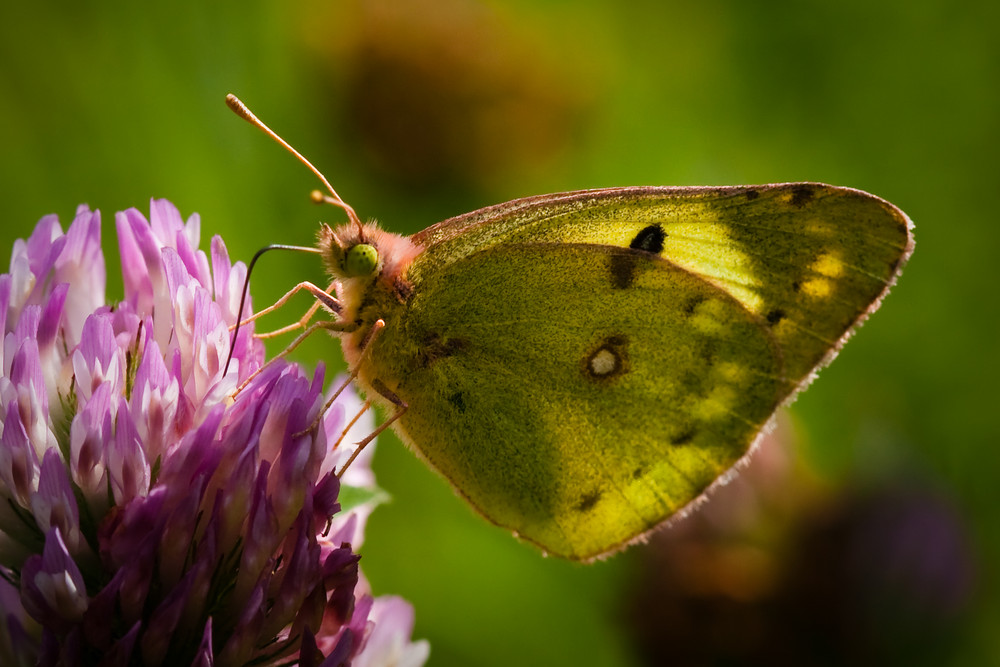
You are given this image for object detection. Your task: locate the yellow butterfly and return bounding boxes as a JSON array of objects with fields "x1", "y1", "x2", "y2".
[{"x1": 228, "y1": 95, "x2": 913, "y2": 562}]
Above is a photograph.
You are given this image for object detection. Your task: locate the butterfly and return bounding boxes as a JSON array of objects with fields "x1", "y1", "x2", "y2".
[{"x1": 227, "y1": 95, "x2": 914, "y2": 562}]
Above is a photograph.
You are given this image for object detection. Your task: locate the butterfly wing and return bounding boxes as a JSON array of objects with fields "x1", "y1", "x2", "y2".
[
  {"x1": 411, "y1": 183, "x2": 914, "y2": 382},
  {"x1": 362, "y1": 183, "x2": 912, "y2": 560},
  {"x1": 369, "y1": 242, "x2": 783, "y2": 560}
]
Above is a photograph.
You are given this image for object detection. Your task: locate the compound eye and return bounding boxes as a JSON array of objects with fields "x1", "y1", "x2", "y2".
[{"x1": 344, "y1": 243, "x2": 379, "y2": 277}]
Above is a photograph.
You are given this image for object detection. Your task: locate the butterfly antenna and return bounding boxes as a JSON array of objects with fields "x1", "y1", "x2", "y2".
[
  {"x1": 223, "y1": 243, "x2": 322, "y2": 377},
  {"x1": 226, "y1": 93, "x2": 361, "y2": 227},
  {"x1": 311, "y1": 189, "x2": 365, "y2": 235}
]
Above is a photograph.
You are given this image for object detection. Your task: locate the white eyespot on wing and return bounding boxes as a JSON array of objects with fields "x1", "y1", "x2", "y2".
[
  {"x1": 583, "y1": 335, "x2": 628, "y2": 382},
  {"x1": 589, "y1": 348, "x2": 618, "y2": 376}
]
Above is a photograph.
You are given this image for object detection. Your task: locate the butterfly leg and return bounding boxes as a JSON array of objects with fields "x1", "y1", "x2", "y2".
[
  {"x1": 331, "y1": 398, "x2": 374, "y2": 451},
  {"x1": 231, "y1": 280, "x2": 340, "y2": 337},
  {"x1": 291, "y1": 317, "x2": 409, "y2": 475},
  {"x1": 293, "y1": 318, "x2": 387, "y2": 438},
  {"x1": 233, "y1": 318, "x2": 357, "y2": 396},
  {"x1": 336, "y1": 379, "x2": 408, "y2": 478}
]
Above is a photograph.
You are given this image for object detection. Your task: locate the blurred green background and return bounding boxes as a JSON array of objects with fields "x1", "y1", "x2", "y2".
[{"x1": 2, "y1": 1, "x2": 997, "y2": 664}]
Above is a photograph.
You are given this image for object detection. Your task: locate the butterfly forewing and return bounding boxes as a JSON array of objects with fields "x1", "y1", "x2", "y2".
[{"x1": 411, "y1": 183, "x2": 913, "y2": 386}]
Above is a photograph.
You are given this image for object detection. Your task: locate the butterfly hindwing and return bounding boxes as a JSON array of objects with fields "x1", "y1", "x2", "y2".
[{"x1": 369, "y1": 242, "x2": 785, "y2": 559}]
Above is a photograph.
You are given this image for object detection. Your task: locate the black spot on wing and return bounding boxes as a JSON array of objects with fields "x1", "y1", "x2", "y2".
[
  {"x1": 681, "y1": 371, "x2": 701, "y2": 390},
  {"x1": 766, "y1": 308, "x2": 786, "y2": 325},
  {"x1": 609, "y1": 224, "x2": 667, "y2": 289},
  {"x1": 418, "y1": 332, "x2": 467, "y2": 368},
  {"x1": 790, "y1": 184, "x2": 817, "y2": 207},
  {"x1": 629, "y1": 224, "x2": 666, "y2": 254},
  {"x1": 744, "y1": 188, "x2": 760, "y2": 201},
  {"x1": 576, "y1": 490, "x2": 602, "y2": 513},
  {"x1": 608, "y1": 253, "x2": 639, "y2": 289},
  {"x1": 448, "y1": 391, "x2": 467, "y2": 413},
  {"x1": 683, "y1": 295, "x2": 706, "y2": 316},
  {"x1": 671, "y1": 427, "x2": 696, "y2": 445}
]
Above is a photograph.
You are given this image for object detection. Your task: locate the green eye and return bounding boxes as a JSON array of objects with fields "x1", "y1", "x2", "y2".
[{"x1": 344, "y1": 243, "x2": 379, "y2": 277}]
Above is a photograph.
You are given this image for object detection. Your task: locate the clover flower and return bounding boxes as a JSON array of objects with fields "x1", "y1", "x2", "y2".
[{"x1": 0, "y1": 201, "x2": 428, "y2": 665}]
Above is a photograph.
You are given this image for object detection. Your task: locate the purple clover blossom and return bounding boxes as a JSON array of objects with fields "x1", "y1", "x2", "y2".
[{"x1": 0, "y1": 201, "x2": 428, "y2": 666}]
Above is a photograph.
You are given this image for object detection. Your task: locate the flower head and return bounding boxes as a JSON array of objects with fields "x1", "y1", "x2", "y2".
[{"x1": 0, "y1": 201, "x2": 426, "y2": 665}]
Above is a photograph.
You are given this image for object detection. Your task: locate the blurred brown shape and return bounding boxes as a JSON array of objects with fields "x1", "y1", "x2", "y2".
[
  {"x1": 305, "y1": 0, "x2": 591, "y2": 191},
  {"x1": 624, "y1": 423, "x2": 976, "y2": 666}
]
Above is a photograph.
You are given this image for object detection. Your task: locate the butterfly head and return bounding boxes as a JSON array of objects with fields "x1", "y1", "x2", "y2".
[{"x1": 318, "y1": 221, "x2": 423, "y2": 300}]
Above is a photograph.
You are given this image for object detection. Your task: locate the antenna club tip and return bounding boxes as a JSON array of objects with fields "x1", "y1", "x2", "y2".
[
  {"x1": 226, "y1": 94, "x2": 255, "y2": 121},
  {"x1": 226, "y1": 94, "x2": 359, "y2": 223}
]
